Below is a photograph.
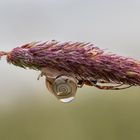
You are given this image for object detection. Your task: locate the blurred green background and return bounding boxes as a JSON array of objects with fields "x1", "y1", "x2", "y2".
[
  {"x1": 0, "y1": 0, "x2": 140, "y2": 140},
  {"x1": 0, "y1": 86, "x2": 140, "y2": 140}
]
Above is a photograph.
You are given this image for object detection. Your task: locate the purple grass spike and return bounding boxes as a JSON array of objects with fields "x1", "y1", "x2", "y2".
[{"x1": 0, "y1": 40, "x2": 140, "y2": 102}]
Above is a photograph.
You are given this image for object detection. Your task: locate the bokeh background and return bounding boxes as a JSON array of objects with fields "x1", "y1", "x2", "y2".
[{"x1": 0, "y1": 0, "x2": 140, "y2": 140}]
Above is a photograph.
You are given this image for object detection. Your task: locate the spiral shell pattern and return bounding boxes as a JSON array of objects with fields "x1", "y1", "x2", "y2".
[{"x1": 45, "y1": 75, "x2": 77, "y2": 100}]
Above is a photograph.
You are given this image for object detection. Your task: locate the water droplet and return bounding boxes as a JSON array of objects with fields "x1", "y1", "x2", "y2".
[{"x1": 59, "y1": 97, "x2": 74, "y2": 103}]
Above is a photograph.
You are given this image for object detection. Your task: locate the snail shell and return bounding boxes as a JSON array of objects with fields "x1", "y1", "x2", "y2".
[{"x1": 45, "y1": 75, "x2": 78, "y2": 102}]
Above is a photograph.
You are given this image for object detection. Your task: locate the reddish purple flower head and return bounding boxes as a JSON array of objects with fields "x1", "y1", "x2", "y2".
[
  {"x1": 0, "y1": 40, "x2": 140, "y2": 99},
  {"x1": 2, "y1": 40, "x2": 140, "y2": 87},
  {"x1": 1, "y1": 40, "x2": 140, "y2": 102}
]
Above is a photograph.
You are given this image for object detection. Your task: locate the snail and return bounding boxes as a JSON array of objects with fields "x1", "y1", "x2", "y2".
[
  {"x1": 45, "y1": 75, "x2": 78, "y2": 103},
  {"x1": 40, "y1": 67, "x2": 79, "y2": 103}
]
